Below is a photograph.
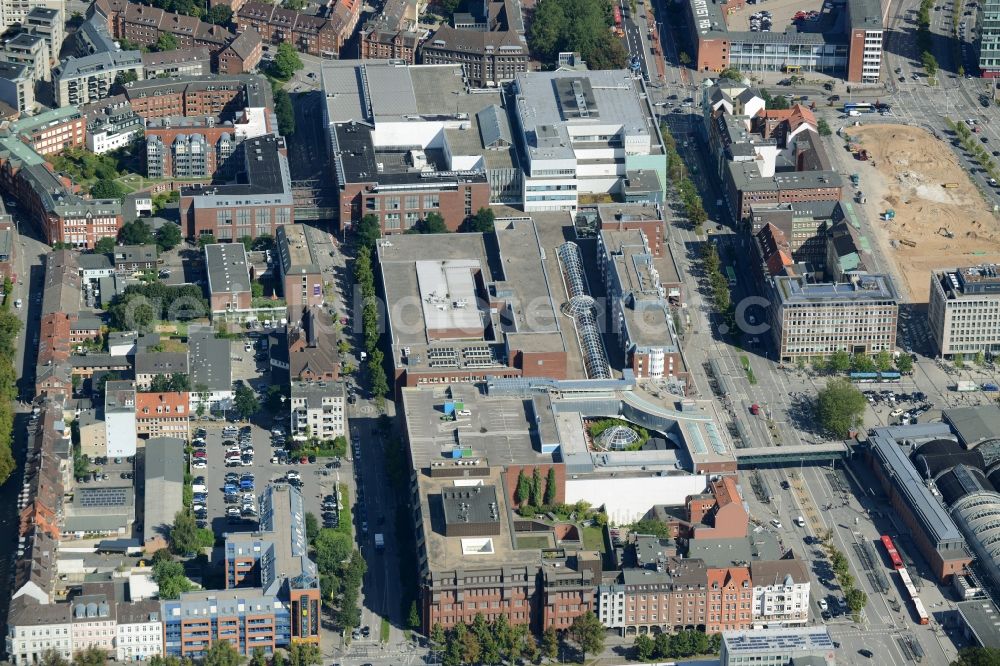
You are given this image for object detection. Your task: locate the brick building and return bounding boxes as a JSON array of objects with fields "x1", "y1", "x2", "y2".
[
  {"x1": 378, "y1": 221, "x2": 571, "y2": 390},
  {"x1": 178, "y1": 134, "x2": 293, "y2": 240},
  {"x1": 135, "y1": 392, "x2": 190, "y2": 438},
  {"x1": 275, "y1": 224, "x2": 323, "y2": 314},
  {"x1": 359, "y1": 0, "x2": 420, "y2": 61},
  {"x1": 123, "y1": 74, "x2": 273, "y2": 120},
  {"x1": 144, "y1": 116, "x2": 240, "y2": 180},
  {"x1": 204, "y1": 242, "x2": 253, "y2": 316},
  {"x1": 216, "y1": 27, "x2": 263, "y2": 75},
  {"x1": 235, "y1": 0, "x2": 361, "y2": 57},
  {"x1": 13, "y1": 106, "x2": 86, "y2": 156}
]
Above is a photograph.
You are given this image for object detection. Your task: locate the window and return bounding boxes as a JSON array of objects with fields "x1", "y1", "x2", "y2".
[{"x1": 423, "y1": 194, "x2": 440, "y2": 209}]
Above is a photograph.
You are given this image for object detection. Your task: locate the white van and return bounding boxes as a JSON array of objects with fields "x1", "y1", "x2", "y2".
[
  {"x1": 795, "y1": 516, "x2": 805, "y2": 527},
  {"x1": 770, "y1": 519, "x2": 783, "y2": 529}
]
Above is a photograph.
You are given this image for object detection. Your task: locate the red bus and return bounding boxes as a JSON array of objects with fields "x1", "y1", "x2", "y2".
[
  {"x1": 881, "y1": 535, "x2": 904, "y2": 570},
  {"x1": 613, "y1": 4, "x2": 622, "y2": 28}
]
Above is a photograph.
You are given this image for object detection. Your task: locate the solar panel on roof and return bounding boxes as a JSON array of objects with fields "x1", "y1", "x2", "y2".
[{"x1": 78, "y1": 487, "x2": 129, "y2": 507}]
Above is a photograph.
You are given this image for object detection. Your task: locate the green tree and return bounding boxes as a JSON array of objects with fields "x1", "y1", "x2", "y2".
[
  {"x1": 234, "y1": 383, "x2": 259, "y2": 420},
  {"x1": 170, "y1": 510, "x2": 201, "y2": 553},
  {"x1": 464, "y1": 206, "x2": 495, "y2": 232},
  {"x1": 119, "y1": 219, "x2": 154, "y2": 246},
  {"x1": 678, "y1": 51, "x2": 691, "y2": 65},
  {"x1": 514, "y1": 469, "x2": 530, "y2": 505},
  {"x1": 460, "y1": 631, "x2": 482, "y2": 664},
  {"x1": 718, "y1": 66, "x2": 743, "y2": 80},
  {"x1": 407, "y1": 600, "x2": 421, "y2": 629},
  {"x1": 568, "y1": 612, "x2": 604, "y2": 663},
  {"x1": 530, "y1": 467, "x2": 542, "y2": 507},
  {"x1": 170, "y1": 373, "x2": 190, "y2": 391},
  {"x1": 114, "y1": 70, "x2": 138, "y2": 86},
  {"x1": 272, "y1": 652, "x2": 287, "y2": 666},
  {"x1": 770, "y1": 94, "x2": 790, "y2": 110},
  {"x1": 90, "y1": 180, "x2": 127, "y2": 201},
  {"x1": 896, "y1": 353, "x2": 914, "y2": 373},
  {"x1": 274, "y1": 89, "x2": 295, "y2": 136},
  {"x1": 955, "y1": 352, "x2": 966, "y2": 368},
  {"x1": 305, "y1": 512, "x2": 319, "y2": 543},
  {"x1": 249, "y1": 649, "x2": 267, "y2": 666},
  {"x1": 542, "y1": 627, "x2": 559, "y2": 660},
  {"x1": 410, "y1": 212, "x2": 449, "y2": 234},
  {"x1": 199, "y1": 234, "x2": 217, "y2": 247},
  {"x1": 874, "y1": 350, "x2": 894, "y2": 372},
  {"x1": 288, "y1": 642, "x2": 320, "y2": 666},
  {"x1": 94, "y1": 237, "x2": 117, "y2": 254},
  {"x1": 816, "y1": 378, "x2": 867, "y2": 438},
  {"x1": 206, "y1": 4, "x2": 232, "y2": 24},
  {"x1": 155, "y1": 32, "x2": 178, "y2": 52},
  {"x1": 202, "y1": 640, "x2": 241, "y2": 666},
  {"x1": 975, "y1": 350, "x2": 987, "y2": 366},
  {"x1": 430, "y1": 623, "x2": 446, "y2": 651},
  {"x1": 952, "y1": 647, "x2": 1000, "y2": 666},
  {"x1": 357, "y1": 214, "x2": 381, "y2": 249},
  {"x1": 851, "y1": 353, "x2": 876, "y2": 373},
  {"x1": 845, "y1": 587, "x2": 868, "y2": 614},
  {"x1": 40, "y1": 649, "x2": 69, "y2": 666},
  {"x1": 251, "y1": 282, "x2": 264, "y2": 298},
  {"x1": 544, "y1": 467, "x2": 557, "y2": 505},
  {"x1": 829, "y1": 349, "x2": 852, "y2": 373},
  {"x1": 273, "y1": 42, "x2": 304, "y2": 79},
  {"x1": 634, "y1": 634, "x2": 655, "y2": 660},
  {"x1": 152, "y1": 558, "x2": 195, "y2": 598},
  {"x1": 313, "y1": 528, "x2": 352, "y2": 571},
  {"x1": 155, "y1": 222, "x2": 182, "y2": 251},
  {"x1": 73, "y1": 647, "x2": 108, "y2": 666},
  {"x1": 369, "y1": 349, "x2": 389, "y2": 403},
  {"x1": 817, "y1": 118, "x2": 833, "y2": 136}
]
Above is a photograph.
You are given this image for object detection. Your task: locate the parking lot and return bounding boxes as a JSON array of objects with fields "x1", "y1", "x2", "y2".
[{"x1": 190, "y1": 420, "x2": 352, "y2": 540}]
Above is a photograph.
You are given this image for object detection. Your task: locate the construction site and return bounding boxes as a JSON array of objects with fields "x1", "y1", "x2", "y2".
[{"x1": 837, "y1": 124, "x2": 1000, "y2": 303}]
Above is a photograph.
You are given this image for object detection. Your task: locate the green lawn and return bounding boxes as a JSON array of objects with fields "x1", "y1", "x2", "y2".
[
  {"x1": 337, "y1": 492, "x2": 353, "y2": 537},
  {"x1": 517, "y1": 536, "x2": 551, "y2": 550},
  {"x1": 380, "y1": 617, "x2": 390, "y2": 643},
  {"x1": 582, "y1": 526, "x2": 606, "y2": 553}
]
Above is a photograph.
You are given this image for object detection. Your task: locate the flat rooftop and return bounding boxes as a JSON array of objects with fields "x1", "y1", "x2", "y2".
[
  {"x1": 401, "y1": 383, "x2": 556, "y2": 470},
  {"x1": 957, "y1": 599, "x2": 1000, "y2": 648},
  {"x1": 276, "y1": 223, "x2": 319, "y2": 277},
  {"x1": 943, "y1": 405, "x2": 1000, "y2": 449},
  {"x1": 775, "y1": 273, "x2": 897, "y2": 304},
  {"x1": 722, "y1": 627, "x2": 836, "y2": 654},
  {"x1": 205, "y1": 242, "x2": 251, "y2": 295},
  {"x1": 417, "y1": 467, "x2": 538, "y2": 571},
  {"x1": 376, "y1": 218, "x2": 565, "y2": 371}
]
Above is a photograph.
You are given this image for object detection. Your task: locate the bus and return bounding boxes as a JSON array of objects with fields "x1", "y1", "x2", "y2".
[
  {"x1": 843, "y1": 102, "x2": 875, "y2": 114},
  {"x1": 726, "y1": 266, "x2": 737, "y2": 287},
  {"x1": 850, "y1": 372, "x2": 879, "y2": 383},
  {"x1": 881, "y1": 535, "x2": 904, "y2": 570},
  {"x1": 879, "y1": 371, "x2": 901, "y2": 382}
]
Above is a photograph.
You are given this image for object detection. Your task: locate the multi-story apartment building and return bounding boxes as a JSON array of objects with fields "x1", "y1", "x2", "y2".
[
  {"x1": 235, "y1": 0, "x2": 360, "y2": 57},
  {"x1": 216, "y1": 28, "x2": 263, "y2": 75},
  {"x1": 749, "y1": 558, "x2": 810, "y2": 628},
  {"x1": 766, "y1": 273, "x2": 899, "y2": 362},
  {"x1": 122, "y1": 74, "x2": 272, "y2": 120},
  {"x1": 179, "y1": 135, "x2": 294, "y2": 241},
  {"x1": 1, "y1": 32, "x2": 50, "y2": 82},
  {"x1": 205, "y1": 242, "x2": 253, "y2": 316},
  {"x1": 359, "y1": 0, "x2": 420, "y2": 62},
  {"x1": 105, "y1": 380, "x2": 137, "y2": 458},
  {"x1": 276, "y1": 224, "x2": 324, "y2": 313},
  {"x1": 6, "y1": 599, "x2": 73, "y2": 665},
  {"x1": 145, "y1": 119, "x2": 238, "y2": 179},
  {"x1": 511, "y1": 69, "x2": 666, "y2": 213},
  {"x1": 81, "y1": 96, "x2": 142, "y2": 154},
  {"x1": 979, "y1": 0, "x2": 1000, "y2": 76},
  {"x1": 706, "y1": 567, "x2": 753, "y2": 634},
  {"x1": 929, "y1": 265, "x2": 1000, "y2": 357},
  {"x1": 13, "y1": 106, "x2": 86, "y2": 155},
  {"x1": 597, "y1": 546, "x2": 710, "y2": 635},
  {"x1": 289, "y1": 380, "x2": 345, "y2": 442},
  {"x1": 24, "y1": 6, "x2": 63, "y2": 60},
  {"x1": 54, "y1": 49, "x2": 143, "y2": 107},
  {"x1": 141, "y1": 47, "x2": 211, "y2": 78},
  {"x1": 134, "y1": 351, "x2": 188, "y2": 389},
  {"x1": 0, "y1": 0, "x2": 60, "y2": 41},
  {"x1": 115, "y1": 601, "x2": 163, "y2": 662},
  {"x1": 135, "y1": 392, "x2": 190, "y2": 439},
  {"x1": 0, "y1": 60, "x2": 33, "y2": 114},
  {"x1": 113, "y1": 244, "x2": 158, "y2": 275}
]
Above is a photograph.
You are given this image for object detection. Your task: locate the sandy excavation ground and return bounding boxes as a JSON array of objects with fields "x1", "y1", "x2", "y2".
[{"x1": 846, "y1": 124, "x2": 1000, "y2": 303}]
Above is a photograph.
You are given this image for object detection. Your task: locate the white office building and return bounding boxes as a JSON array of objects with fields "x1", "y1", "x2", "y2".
[
  {"x1": 750, "y1": 559, "x2": 811, "y2": 628},
  {"x1": 104, "y1": 380, "x2": 137, "y2": 457},
  {"x1": 929, "y1": 265, "x2": 1000, "y2": 357},
  {"x1": 290, "y1": 380, "x2": 345, "y2": 442},
  {"x1": 510, "y1": 69, "x2": 666, "y2": 212}
]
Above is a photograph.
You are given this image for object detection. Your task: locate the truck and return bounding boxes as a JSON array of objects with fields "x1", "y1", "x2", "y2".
[
  {"x1": 955, "y1": 380, "x2": 979, "y2": 392},
  {"x1": 374, "y1": 533, "x2": 385, "y2": 551},
  {"x1": 943, "y1": 183, "x2": 960, "y2": 188}
]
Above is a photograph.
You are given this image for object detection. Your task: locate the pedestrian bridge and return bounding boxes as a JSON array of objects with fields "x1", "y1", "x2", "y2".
[{"x1": 734, "y1": 442, "x2": 850, "y2": 466}]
